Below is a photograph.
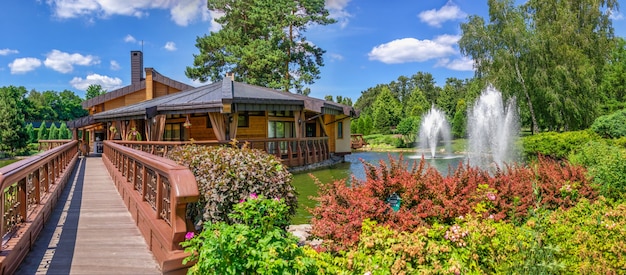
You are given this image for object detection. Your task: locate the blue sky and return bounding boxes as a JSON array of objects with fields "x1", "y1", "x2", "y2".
[{"x1": 1, "y1": 0, "x2": 624, "y2": 102}]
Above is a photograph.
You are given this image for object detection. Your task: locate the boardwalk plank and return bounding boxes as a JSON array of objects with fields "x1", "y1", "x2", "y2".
[{"x1": 17, "y1": 156, "x2": 160, "y2": 275}]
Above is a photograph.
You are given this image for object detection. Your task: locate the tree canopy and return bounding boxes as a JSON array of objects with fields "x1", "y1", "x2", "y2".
[
  {"x1": 186, "y1": 0, "x2": 335, "y2": 94},
  {"x1": 459, "y1": 0, "x2": 619, "y2": 132}
]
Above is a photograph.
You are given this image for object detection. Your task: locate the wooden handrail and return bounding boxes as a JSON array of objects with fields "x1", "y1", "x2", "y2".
[
  {"x1": 0, "y1": 140, "x2": 78, "y2": 274},
  {"x1": 38, "y1": 139, "x2": 73, "y2": 151},
  {"x1": 102, "y1": 141, "x2": 199, "y2": 273},
  {"x1": 113, "y1": 137, "x2": 331, "y2": 168}
]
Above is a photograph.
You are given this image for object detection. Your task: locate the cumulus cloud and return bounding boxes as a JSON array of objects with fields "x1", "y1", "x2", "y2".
[
  {"x1": 8, "y1": 58, "x2": 42, "y2": 74},
  {"x1": 368, "y1": 35, "x2": 459, "y2": 64},
  {"x1": 435, "y1": 56, "x2": 474, "y2": 71},
  {"x1": 45, "y1": 0, "x2": 210, "y2": 26},
  {"x1": 325, "y1": 0, "x2": 352, "y2": 28},
  {"x1": 124, "y1": 34, "x2": 137, "y2": 43},
  {"x1": 44, "y1": 49, "x2": 100, "y2": 73},
  {"x1": 208, "y1": 10, "x2": 224, "y2": 32},
  {"x1": 164, "y1": 41, "x2": 177, "y2": 51},
  {"x1": 329, "y1": 53, "x2": 344, "y2": 62},
  {"x1": 110, "y1": 60, "x2": 120, "y2": 70},
  {"x1": 0, "y1": 48, "x2": 19, "y2": 56},
  {"x1": 70, "y1": 73, "x2": 123, "y2": 91},
  {"x1": 418, "y1": 1, "x2": 467, "y2": 28}
]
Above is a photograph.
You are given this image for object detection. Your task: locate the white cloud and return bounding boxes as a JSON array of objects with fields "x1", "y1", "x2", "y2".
[
  {"x1": 368, "y1": 35, "x2": 458, "y2": 64},
  {"x1": 8, "y1": 58, "x2": 42, "y2": 74},
  {"x1": 208, "y1": 10, "x2": 224, "y2": 32},
  {"x1": 418, "y1": 1, "x2": 467, "y2": 28},
  {"x1": 70, "y1": 73, "x2": 123, "y2": 90},
  {"x1": 110, "y1": 60, "x2": 120, "y2": 70},
  {"x1": 46, "y1": 0, "x2": 210, "y2": 26},
  {"x1": 164, "y1": 41, "x2": 177, "y2": 51},
  {"x1": 44, "y1": 49, "x2": 100, "y2": 73},
  {"x1": 435, "y1": 56, "x2": 474, "y2": 71},
  {"x1": 325, "y1": 0, "x2": 352, "y2": 28},
  {"x1": 124, "y1": 34, "x2": 137, "y2": 43},
  {"x1": 329, "y1": 53, "x2": 344, "y2": 62},
  {"x1": 0, "y1": 48, "x2": 19, "y2": 56}
]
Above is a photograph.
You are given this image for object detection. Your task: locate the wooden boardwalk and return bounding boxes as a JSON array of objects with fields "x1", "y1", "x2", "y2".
[{"x1": 17, "y1": 156, "x2": 161, "y2": 274}]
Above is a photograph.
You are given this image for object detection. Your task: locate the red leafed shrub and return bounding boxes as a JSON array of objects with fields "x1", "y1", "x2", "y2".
[{"x1": 310, "y1": 154, "x2": 597, "y2": 251}]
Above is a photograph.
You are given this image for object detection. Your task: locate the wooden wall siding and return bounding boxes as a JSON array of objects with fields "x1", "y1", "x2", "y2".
[
  {"x1": 324, "y1": 114, "x2": 336, "y2": 153},
  {"x1": 335, "y1": 117, "x2": 351, "y2": 153},
  {"x1": 125, "y1": 89, "x2": 147, "y2": 106},
  {"x1": 104, "y1": 96, "x2": 126, "y2": 111},
  {"x1": 188, "y1": 117, "x2": 217, "y2": 140},
  {"x1": 155, "y1": 82, "x2": 179, "y2": 98},
  {"x1": 236, "y1": 116, "x2": 267, "y2": 139}
]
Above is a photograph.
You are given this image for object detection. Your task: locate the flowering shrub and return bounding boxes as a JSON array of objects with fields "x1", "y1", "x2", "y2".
[
  {"x1": 308, "y1": 199, "x2": 626, "y2": 274},
  {"x1": 167, "y1": 143, "x2": 297, "y2": 226},
  {"x1": 181, "y1": 195, "x2": 315, "y2": 274},
  {"x1": 310, "y1": 155, "x2": 597, "y2": 250}
]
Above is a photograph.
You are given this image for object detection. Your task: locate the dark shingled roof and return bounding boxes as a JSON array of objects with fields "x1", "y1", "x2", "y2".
[{"x1": 91, "y1": 78, "x2": 356, "y2": 122}]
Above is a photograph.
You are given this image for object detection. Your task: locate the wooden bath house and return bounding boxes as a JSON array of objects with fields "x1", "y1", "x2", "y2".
[{"x1": 68, "y1": 51, "x2": 357, "y2": 167}]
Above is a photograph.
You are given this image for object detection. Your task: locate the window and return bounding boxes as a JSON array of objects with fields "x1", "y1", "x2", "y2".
[
  {"x1": 306, "y1": 123, "x2": 316, "y2": 137},
  {"x1": 238, "y1": 112, "x2": 249, "y2": 127},
  {"x1": 163, "y1": 123, "x2": 182, "y2": 141},
  {"x1": 338, "y1": 121, "x2": 344, "y2": 139},
  {"x1": 268, "y1": 121, "x2": 295, "y2": 155}
]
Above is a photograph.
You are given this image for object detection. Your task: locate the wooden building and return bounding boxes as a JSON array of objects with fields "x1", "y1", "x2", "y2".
[{"x1": 68, "y1": 51, "x2": 357, "y2": 167}]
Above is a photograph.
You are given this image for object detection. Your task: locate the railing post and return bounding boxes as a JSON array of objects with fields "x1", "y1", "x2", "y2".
[
  {"x1": 18, "y1": 179, "x2": 27, "y2": 226},
  {"x1": 34, "y1": 169, "x2": 41, "y2": 204}
]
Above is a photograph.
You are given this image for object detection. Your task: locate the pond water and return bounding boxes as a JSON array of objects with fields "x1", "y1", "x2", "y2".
[{"x1": 291, "y1": 151, "x2": 465, "y2": 224}]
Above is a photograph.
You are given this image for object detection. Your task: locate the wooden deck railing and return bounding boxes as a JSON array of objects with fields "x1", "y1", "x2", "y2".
[
  {"x1": 38, "y1": 139, "x2": 73, "y2": 151},
  {"x1": 113, "y1": 137, "x2": 330, "y2": 167},
  {"x1": 0, "y1": 141, "x2": 78, "y2": 274},
  {"x1": 102, "y1": 141, "x2": 199, "y2": 273}
]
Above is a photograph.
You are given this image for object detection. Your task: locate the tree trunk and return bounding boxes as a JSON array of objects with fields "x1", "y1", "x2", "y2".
[{"x1": 513, "y1": 59, "x2": 540, "y2": 134}]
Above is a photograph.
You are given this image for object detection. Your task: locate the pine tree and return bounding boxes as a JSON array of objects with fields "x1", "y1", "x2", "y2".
[
  {"x1": 26, "y1": 123, "x2": 35, "y2": 143},
  {"x1": 38, "y1": 122, "x2": 48, "y2": 141},
  {"x1": 48, "y1": 123, "x2": 58, "y2": 140}
]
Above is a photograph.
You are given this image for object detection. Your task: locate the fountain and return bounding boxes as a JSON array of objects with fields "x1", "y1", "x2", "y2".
[
  {"x1": 418, "y1": 106, "x2": 452, "y2": 158},
  {"x1": 467, "y1": 85, "x2": 519, "y2": 169}
]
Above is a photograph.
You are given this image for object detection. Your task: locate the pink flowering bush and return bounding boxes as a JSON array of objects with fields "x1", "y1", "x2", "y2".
[{"x1": 167, "y1": 143, "x2": 297, "y2": 226}]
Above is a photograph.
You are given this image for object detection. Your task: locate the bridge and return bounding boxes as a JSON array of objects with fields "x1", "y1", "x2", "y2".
[{"x1": 0, "y1": 141, "x2": 200, "y2": 274}]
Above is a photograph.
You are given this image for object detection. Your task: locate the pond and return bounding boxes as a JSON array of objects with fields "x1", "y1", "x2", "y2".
[{"x1": 291, "y1": 151, "x2": 465, "y2": 224}]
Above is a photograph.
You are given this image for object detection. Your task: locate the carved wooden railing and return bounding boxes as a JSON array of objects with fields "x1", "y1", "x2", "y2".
[
  {"x1": 113, "y1": 137, "x2": 331, "y2": 167},
  {"x1": 0, "y1": 141, "x2": 78, "y2": 274},
  {"x1": 38, "y1": 139, "x2": 73, "y2": 151},
  {"x1": 102, "y1": 141, "x2": 199, "y2": 273}
]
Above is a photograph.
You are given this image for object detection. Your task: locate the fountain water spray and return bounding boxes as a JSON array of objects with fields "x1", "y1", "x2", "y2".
[
  {"x1": 467, "y1": 85, "x2": 519, "y2": 168},
  {"x1": 419, "y1": 106, "x2": 452, "y2": 158}
]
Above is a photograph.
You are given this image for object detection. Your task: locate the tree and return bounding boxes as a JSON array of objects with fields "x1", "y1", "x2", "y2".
[
  {"x1": 58, "y1": 90, "x2": 88, "y2": 120},
  {"x1": 404, "y1": 88, "x2": 430, "y2": 118},
  {"x1": 372, "y1": 87, "x2": 401, "y2": 134},
  {"x1": 600, "y1": 37, "x2": 626, "y2": 112},
  {"x1": 48, "y1": 123, "x2": 59, "y2": 140},
  {"x1": 0, "y1": 86, "x2": 28, "y2": 155},
  {"x1": 58, "y1": 122, "x2": 71, "y2": 139},
  {"x1": 396, "y1": 116, "x2": 420, "y2": 145},
  {"x1": 452, "y1": 99, "x2": 467, "y2": 138},
  {"x1": 460, "y1": 0, "x2": 618, "y2": 133},
  {"x1": 186, "y1": 0, "x2": 335, "y2": 94},
  {"x1": 85, "y1": 84, "x2": 106, "y2": 100},
  {"x1": 362, "y1": 115, "x2": 373, "y2": 136},
  {"x1": 25, "y1": 123, "x2": 35, "y2": 143},
  {"x1": 410, "y1": 72, "x2": 440, "y2": 105},
  {"x1": 38, "y1": 123, "x2": 48, "y2": 141}
]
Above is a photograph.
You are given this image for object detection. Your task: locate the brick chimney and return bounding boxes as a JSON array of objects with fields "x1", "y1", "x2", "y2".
[{"x1": 131, "y1": 51, "x2": 143, "y2": 84}]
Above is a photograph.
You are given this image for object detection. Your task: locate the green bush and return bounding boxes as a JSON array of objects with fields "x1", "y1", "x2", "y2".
[
  {"x1": 181, "y1": 195, "x2": 315, "y2": 274},
  {"x1": 569, "y1": 141, "x2": 626, "y2": 201},
  {"x1": 591, "y1": 108, "x2": 626, "y2": 138},
  {"x1": 166, "y1": 143, "x2": 297, "y2": 227},
  {"x1": 520, "y1": 130, "x2": 600, "y2": 161}
]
